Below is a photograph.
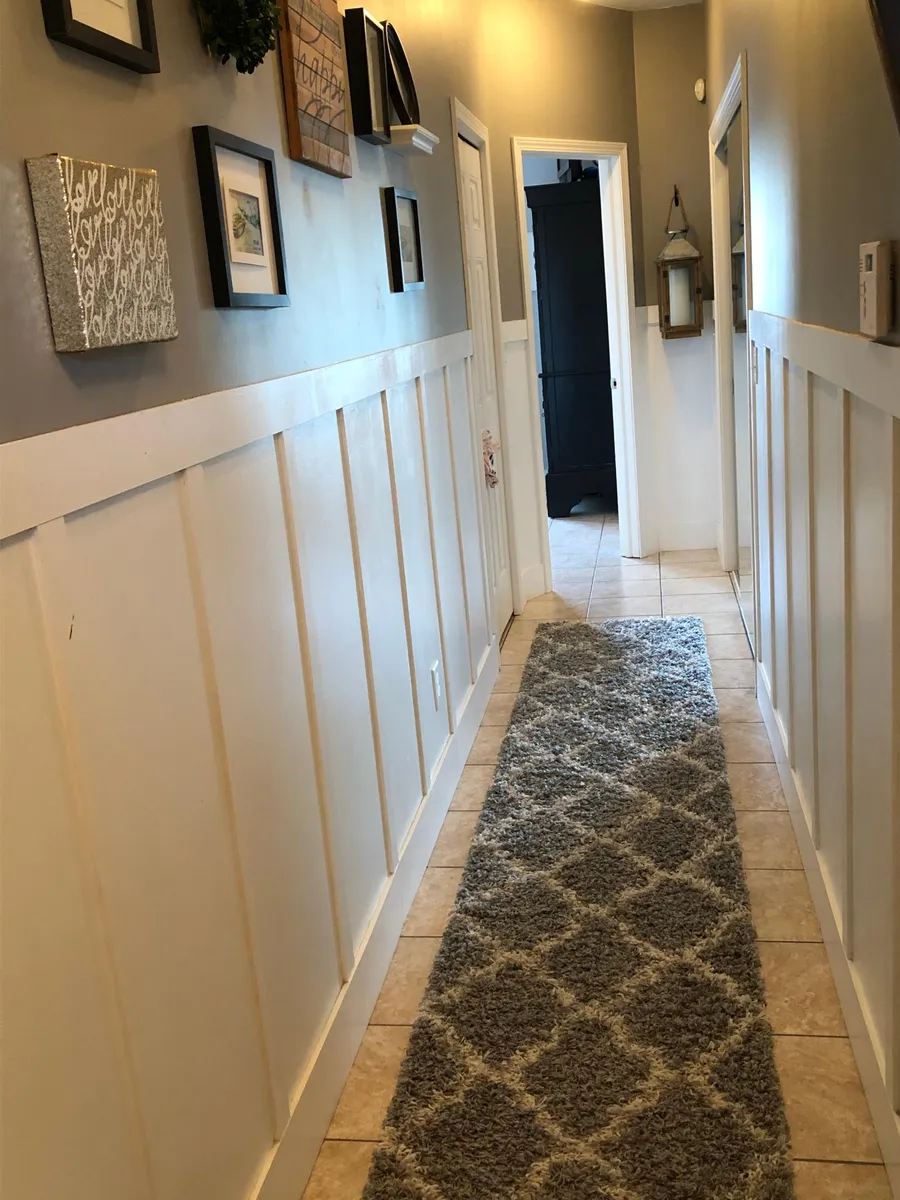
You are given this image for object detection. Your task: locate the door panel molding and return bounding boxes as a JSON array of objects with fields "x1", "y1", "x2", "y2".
[{"x1": 451, "y1": 100, "x2": 517, "y2": 626}]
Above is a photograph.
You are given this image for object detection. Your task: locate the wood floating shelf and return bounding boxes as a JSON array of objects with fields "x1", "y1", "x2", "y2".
[{"x1": 388, "y1": 125, "x2": 440, "y2": 156}]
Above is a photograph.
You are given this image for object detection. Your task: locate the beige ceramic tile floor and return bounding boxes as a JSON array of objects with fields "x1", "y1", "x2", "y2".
[{"x1": 303, "y1": 507, "x2": 891, "y2": 1200}]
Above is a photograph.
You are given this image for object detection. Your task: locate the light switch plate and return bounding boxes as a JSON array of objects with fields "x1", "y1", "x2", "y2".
[{"x1": 859, "y1": 240, "x2": 893, "y2": 339}]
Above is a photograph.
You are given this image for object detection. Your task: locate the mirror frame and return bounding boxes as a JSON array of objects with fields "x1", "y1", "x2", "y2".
[{"x1": 709, "y1": 54, "x2": 758, "y2": 652}]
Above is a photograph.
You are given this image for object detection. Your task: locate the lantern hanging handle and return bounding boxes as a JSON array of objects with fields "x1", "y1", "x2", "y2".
[{"x1": 666, "y1": 185, "x2": 689, "y2": 236}]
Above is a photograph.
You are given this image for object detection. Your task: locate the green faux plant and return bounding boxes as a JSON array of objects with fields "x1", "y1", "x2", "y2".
[{"x1": 195, "y1": 0, "x2": 281, "y2": 74}]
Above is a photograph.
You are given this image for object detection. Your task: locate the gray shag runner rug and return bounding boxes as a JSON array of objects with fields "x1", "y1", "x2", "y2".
[{"x1": 364, "y1": 618, "x2": 794, "y2": 1200}]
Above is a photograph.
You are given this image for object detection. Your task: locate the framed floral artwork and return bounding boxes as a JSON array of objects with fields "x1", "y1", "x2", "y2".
[{"x1": 192, "y1": 126, "x2": 289, "y2": 309}]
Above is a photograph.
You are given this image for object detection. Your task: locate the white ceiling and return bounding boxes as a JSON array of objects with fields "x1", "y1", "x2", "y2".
[{"x1": 584, "y1": 0, "x2": 701, "y2": 9}]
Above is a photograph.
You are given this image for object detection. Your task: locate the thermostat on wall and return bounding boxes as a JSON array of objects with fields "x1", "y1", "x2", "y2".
[{"x1": 859, "y1": 240, "x2": 893, "y2": 339}]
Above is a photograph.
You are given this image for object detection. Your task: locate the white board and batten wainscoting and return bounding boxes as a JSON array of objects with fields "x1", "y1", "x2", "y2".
[
  {"x1": 1, "y1": 330, "x2": 500, "y2": 1200},
  {"x1": 502, "y1": 302, "x2": 720, "y2": 557},
  {"x1": 748, "y1": 310, "x2": 900, "y2": 1189}
]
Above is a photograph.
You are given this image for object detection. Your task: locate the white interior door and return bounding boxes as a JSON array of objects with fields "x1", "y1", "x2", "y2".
[{"x1": 457, "y1": 135, "x2": 514, "y2": 634}]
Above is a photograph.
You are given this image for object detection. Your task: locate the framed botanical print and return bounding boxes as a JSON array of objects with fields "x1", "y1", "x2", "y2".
[
  {"x1": 343, "y1": 8, "x2": 390, "y2": 144},
  {"x1": 867, "y1": 0, "x2": 900, "y2": 130},
  {"x1": 40, "y1": 0, "x2": 160, "y2": 73},
  {"x1": 192, "y1": 126, "x2": 289, "y2": 309},
  {"x1": 383, "y1": 187, "x2": 424, "y2": 292}
]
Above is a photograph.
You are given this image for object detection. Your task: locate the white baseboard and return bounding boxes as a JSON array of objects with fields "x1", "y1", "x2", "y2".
[
  {"x1": 518, "y1": 561, "x2": 550, "y2": 609},
  {"x1": 252, "y1": 640, "x2": 499, "y2": 1200},
  {"x1": 756, "y1": 668, "x2": 900, "y2": 1193},
  {"x1": 656, "y1": 521, "x2": 719, "y2": 553}
]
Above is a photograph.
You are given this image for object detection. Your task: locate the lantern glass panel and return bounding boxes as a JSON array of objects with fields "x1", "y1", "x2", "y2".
[{"x1": 669, "y1": 262, "x2": 694, "y2": 327}]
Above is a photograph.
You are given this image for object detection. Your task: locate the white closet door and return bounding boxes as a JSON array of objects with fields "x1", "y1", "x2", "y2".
[{"x1": 458, "y1": 136, "x2": 513, "y2": 634}]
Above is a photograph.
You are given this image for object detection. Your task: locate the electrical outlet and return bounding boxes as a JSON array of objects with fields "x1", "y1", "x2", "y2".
[{"x1": 430, "y1": 661, "x2": 442, "y2": 710}]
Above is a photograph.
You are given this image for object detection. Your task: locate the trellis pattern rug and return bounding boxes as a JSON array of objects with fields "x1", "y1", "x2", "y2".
[{"x1": 364, "y1": 619, "x2": 795, "y2": 1200}]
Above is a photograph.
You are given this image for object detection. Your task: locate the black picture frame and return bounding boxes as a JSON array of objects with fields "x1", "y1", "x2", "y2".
[
  {"x1": 192, "y1": 126, "x2": 290, "y2": 310},
  {"x1": 383, "y1": 187, "x2": 424, "y2": 293},
  {"x1": 343, "y1": 8, "x2": 391, "y2": 145},
  {"x1": 382, "y1": 21, "x2": 419, "y2": 126},
  {"x1": 868, "y1": 0, "x2": 900, "y2": 131},
  {"x1": 40, "y1": 0, "x2": 159, "y2": 73}
]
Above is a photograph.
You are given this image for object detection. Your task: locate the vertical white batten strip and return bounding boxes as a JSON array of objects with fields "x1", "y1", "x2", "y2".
[
  {"x1": 750, "y1": 343, "x2": 763, "y2": 671},
  {"x1": 380, "y1": 389, "x2": 428, "y2": 797},
  {"x1": 273, "y1": 431, "x2": 354, "y2": 983},
  {"x1": 336, "y1": 407, "x2": 396, "y2": 875},
  {"x1": 442, "y1": 364, "x2": 476, "y2": 685},
  {"x1": 783, "y1": 356, "x2": 795, "y2": 766},
  {"x1": 765, "y1": 349, "x2": 777, "y2": 710},
  {"x1": 841, "y1": 390, "x2": 855, "y2": 960},
  {"x1": 415, "y1": 374, "x2": 455, "y2": 736},
  {"x1": 806, "y1": 371, "x2": 822, "y2": 849},
  {"x1": 177, "y1": 466, "x2": 283, "y2": 1137},
  {"x1": 890, "y1": 414, "x2": 900, "y2": 1111},
  {"x1": 464, "y1": 354, "x2": 495, "y2": 643},
  {"x1": 28, "y1": 520, "x2": 157, "y2": 1200}
]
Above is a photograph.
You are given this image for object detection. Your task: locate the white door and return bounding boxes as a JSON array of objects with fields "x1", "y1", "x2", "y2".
[{"x1": 457, "y1": 136, "x2": 514, "y2": 634}]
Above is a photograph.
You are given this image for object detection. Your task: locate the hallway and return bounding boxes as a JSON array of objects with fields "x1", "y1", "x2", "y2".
[{"x1": 303, "y1": 512, "x2": 891, "y2": 1199}]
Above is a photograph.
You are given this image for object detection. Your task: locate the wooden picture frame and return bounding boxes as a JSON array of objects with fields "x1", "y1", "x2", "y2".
[
  {"x1": 383, "y1": 187, "x2": 424, "y2": 293},
  {"x1": 40, "y1": 0, "x2": 159, "y2": 73},
  {"x1": 277, "y1": 0, "x2": 352, "y2": 178},
  {"x1": 343, "y1": 8, "x2": 390, "y2": 144},
  {"x1": 192, "y1": 126, "x2": 290, "y2": 310},
  {"x1": 867, "y1": 0, "x2": 900, "y2": 130}
]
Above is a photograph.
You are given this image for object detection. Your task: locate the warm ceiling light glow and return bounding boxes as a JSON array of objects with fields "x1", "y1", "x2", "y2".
[{"x1": 412, "y1": 0, "x2": 448, "y2": 18}]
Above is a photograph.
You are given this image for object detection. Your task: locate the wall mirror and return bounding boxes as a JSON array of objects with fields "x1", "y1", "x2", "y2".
[{"x1": 725, "y1": 109, "x2": 754, "y2": 649}]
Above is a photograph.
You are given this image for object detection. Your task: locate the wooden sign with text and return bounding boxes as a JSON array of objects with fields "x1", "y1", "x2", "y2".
[{"x1": 278, "y1": 0, "x2": 352, "y2": 178}]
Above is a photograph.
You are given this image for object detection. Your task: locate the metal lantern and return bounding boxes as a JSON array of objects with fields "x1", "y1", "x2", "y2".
[
  {"x1": 732, "y1": 230, "x2": 747, "y2": 332},
  {"x1": 656, "y1": 186, "x2": 703, "y2": 339}
]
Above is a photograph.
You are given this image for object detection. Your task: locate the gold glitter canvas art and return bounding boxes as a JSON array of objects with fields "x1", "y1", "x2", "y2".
[{"x1": 26, "y1": 154, "x2": 178, "y2": 352}]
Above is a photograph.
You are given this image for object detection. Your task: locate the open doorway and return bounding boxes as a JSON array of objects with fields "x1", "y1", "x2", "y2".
[
  {"x1": 523, "y1": 155, "x2": 617, "y2": 523},
  {"x1": 512, "y1": 139, "x2": 644, "y2": 570}
]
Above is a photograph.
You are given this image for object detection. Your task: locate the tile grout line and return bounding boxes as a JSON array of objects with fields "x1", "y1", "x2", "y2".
[
  {"x1": 792, "y1": 1156, "x2": 885, "y2": 1165},
  {"x1": 585, "y1": 516, "x2": 605, "y2": 614},
  {"x1": 772, "y1": 1032, "x2": 852, "y2": 1041}
]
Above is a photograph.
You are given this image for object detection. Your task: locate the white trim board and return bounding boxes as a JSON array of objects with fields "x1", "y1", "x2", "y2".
[
  {"x1": 751, "y1": 312, "x2": 900, "y2": 419},
  {"x1": 0, "y1": 331, "x2": 473, "y2": 540},
  {"x1": 450, "y1": 98, "x2": 526, "y2": 617},
  {"x1": 1, "y1": 324, "x2": 500, "y2": 1200},
  {"x1": 254, "y1": 643, "x2": 498, "y2": 1200},
  {"x1": 511, "y1": 137, "x2": 649, "y2": 561},
  {"x1": 709, "y1": 52, "x2": 753, "y2": 576},
  {"x1": 756, "y1": 672, "x2": 900, "y2": 1194}
]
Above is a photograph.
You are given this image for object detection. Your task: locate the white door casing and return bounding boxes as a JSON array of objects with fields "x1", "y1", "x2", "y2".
[
  {"x1": 454, "y1": 126, "x2": 514, "y2": 634},
  {"x1": 510, "y1": 138, "x2": 646, "y2": 560}
]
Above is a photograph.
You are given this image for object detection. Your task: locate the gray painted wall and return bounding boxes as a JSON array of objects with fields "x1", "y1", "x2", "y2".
[
  {"x1": 707, "y1": 0, "x2": 900, "y2": 340},
  {"x1": 634, "y1": 4, "x2": 712, "y2": 304},
  {"x1": 1, "y1": 0, "x2": 652, "y2": 442},
  {"x1": 1, "y1": 0, "x2": 718, "y2": 443}
]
